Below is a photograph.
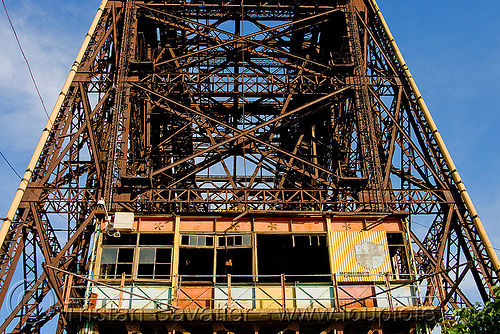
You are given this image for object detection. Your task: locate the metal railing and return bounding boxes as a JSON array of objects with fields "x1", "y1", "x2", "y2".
[{"x1": 60, "y1": 272, "x2": 441, "y2": 312}]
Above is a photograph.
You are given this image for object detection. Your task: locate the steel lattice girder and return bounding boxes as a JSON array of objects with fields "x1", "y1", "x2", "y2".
[{"x1": 0, "y1": 0, "x2": 497, "y2": 333}]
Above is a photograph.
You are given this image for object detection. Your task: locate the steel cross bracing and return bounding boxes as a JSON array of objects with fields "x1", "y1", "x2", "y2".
[{"x1": 0, "y1": 0, "x2": 497, "y2": 332}]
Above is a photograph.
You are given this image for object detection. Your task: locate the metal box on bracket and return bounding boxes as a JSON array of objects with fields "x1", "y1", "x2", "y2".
[{"x1": 113, "y1": 212, "x2": 135, "y2": 231}]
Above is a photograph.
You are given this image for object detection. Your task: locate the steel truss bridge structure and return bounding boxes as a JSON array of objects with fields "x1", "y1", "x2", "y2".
[{"x1": 0, "y1": 0, "x2": 498, "y2": 333}]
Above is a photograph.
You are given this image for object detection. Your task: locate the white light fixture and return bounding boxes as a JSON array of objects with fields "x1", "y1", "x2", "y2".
[{"x1": 96, "y1": 198, "x2": 111, "y2": 222}]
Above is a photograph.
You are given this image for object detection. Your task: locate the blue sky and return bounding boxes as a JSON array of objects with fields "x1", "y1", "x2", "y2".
[
  {"x1": 382, "y1": 1, "x2": 500, "y2": 250},
  {"x1": 0, "y1": 0, "x2": 499, "y2": 319}
]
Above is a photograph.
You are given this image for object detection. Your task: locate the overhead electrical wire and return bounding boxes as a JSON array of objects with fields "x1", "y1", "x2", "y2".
[
  {"x1": 1, "y1": 0, "x2": 53, "y2": 179},
  {"x1": 0, "y1": 151, "x2": 21, "y2": 179},
  {"x1": 1, "y1": 0, "x2": 51, "y2": 123}
]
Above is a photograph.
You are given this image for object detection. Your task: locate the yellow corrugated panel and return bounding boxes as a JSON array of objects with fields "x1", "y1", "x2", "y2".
[{"x1": 330, "y1": 230, "x2": 390, "y2": 282}]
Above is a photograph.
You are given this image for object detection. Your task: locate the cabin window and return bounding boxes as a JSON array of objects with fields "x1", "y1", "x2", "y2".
[
  {"x1": 99, "y1": 233, "x2": 173, "y2": 281},
  {"x1": 100, "y1": 247, "x2": 134, "y2": 279},
  {"x1": 137, "y1": 248, "x2": 172, "y2": 279},
  {"x1": 216, "y1": 234, "x2": 253, "y2": 282},
  {"x1": 257, "y1": 234, "x2": 330, "y2": 282},
  {"x1": 181, "y1": 235, "x2": 214, "y2": 247},
  {"x1": 178, "y1": 248, "x2": 214, "y2": 281},
  {"x1": 387, "y1": 232, "x2": 410, "y2": 278}
]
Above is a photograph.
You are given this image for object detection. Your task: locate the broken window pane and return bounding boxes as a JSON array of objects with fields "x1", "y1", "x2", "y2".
[
  {"x1": 387, "y1": 232, "x2": 404, "y2": 245},
  {"x1": 216, "y1": 248, "x2": 252, "y2": 282},
  {"x1": 103, "y1": 234, "x2": 137, "y2": 246},
  {"x1": 156, "y1": 248, "x2": 171, "y2": 263},
  {"x1": 138, "y1": 264, "x2": 154, "y2": 278},
  {"x1": 118, "y1": 248, "x2": 134, "y2": 262},
  {"x1": 116, "y1": 264, "x2": 133, "y2": 277},
  {"x1": 257, "y1": 234, "x2": 330, "y2": 282},
  {"x1": 155, "y1": 264, "x2": 170, "y2": 278},
  {"x1": 206, "y1": 236, "x2": 213, "y2": 246},
  {"x1": 100, "y1": 264, "x2": 116, "y2": 279},
  {"x1": 139, "y1": 234, "x2": 174, "y2": 246},
  {"x1": 179, "y1": 248, "x2": 213, "y2": 281}
]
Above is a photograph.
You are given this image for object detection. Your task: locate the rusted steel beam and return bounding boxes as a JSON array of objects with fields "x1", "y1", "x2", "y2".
[
  {"x1": 79, "y1": 83, "x2": 103, "y2": 184},
  {"x1": 137, "y1": 83, "x2": 349, "y2": 177},
  {"x1": 410, "y1": 231, "x2": 471, "y2": 308},
  {"x1": 0, "y1": 223, "x2": 25, "y2": 309},
  {"x1": 1, "y1": 1, "x2": 498, "y2": 331},
  {"x1": 151, "y1": 6, "x2": 340, "y2": 67},
  {"x1": 145, "y1": 8, "x2": 332, "y2": 69},
  {"x1": 0, "y1": 212, "x2": 96, "y2": 333}
]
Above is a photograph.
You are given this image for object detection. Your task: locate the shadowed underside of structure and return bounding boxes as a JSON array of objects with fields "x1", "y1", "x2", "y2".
[{"x1": 0, "y1": 0, "x2": 498, "y2": 333}]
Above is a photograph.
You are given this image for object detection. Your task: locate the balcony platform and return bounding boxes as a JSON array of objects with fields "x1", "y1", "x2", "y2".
[{"x1": 64, "y1": 306, "x2": 441, "y2": 323}]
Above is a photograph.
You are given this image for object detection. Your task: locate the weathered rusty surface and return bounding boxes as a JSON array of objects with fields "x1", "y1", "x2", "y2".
[{"x1": 0, "y1": 0, "x2": 497, "y2": 332}]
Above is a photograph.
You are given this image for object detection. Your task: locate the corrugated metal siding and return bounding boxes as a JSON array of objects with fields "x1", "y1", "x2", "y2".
[{"x1": 330, "y1": 230, "x2": 391, "y2": 282}]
